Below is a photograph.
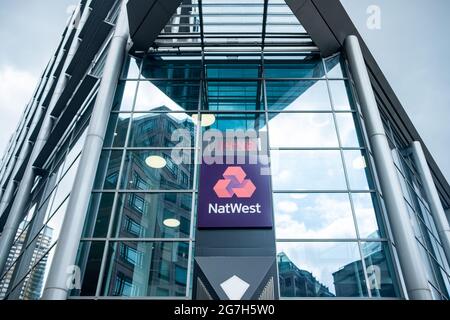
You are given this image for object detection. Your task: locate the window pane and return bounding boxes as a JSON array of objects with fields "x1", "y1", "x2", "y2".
[
  {"x1": 266, "y1": 80, "x2": 331, "y2": 111},
  {"x1": 112, "y1": 81, "x2": 138, "y2": 111},
  {"x1": 205, "y1": 112, "x2": 266, "y2": 132},
  {"x1": 206, "y1": 63, "x2": 260, "y2": 78},
  {"x1": 325, "y1": 54, "x2": 346, "y2": 78},
  {"x1": 121, "y1": 150, "x2": 194, "y2": 190},
  {"x1": 134, "y1": 81, "x2": 200, "y2": 112},
  {"x1": 361, "y1": 242, "x2": 399, "y2": 297},
  {"x1": 70, "y1": 241, "x2": 105, "y2": 296},
  {"x1": 204, "y1": 81, "x2": 262, "y2": 111},
  {"x1": 352, "y1": 193, "x2": 381, "y2": 239},
  {"x1": 335, "y1": 113, "x2": 364, "y2": 148},
  {"x1": 271, "y1": 150, "x2": 347, "y2": 190},
  {"x1": 264, "y1": 56, "x2": 325, "y2": 78},
  {"x1": 122, "y1": 57, "x2": 141, "y2": 79},
  {"x1": 343, "y1": 150, "x2": 373, "y2": 190},
  {"x1": 277, "y1": 242, "x2": 367, "y2": 297},
  {"x1": 329, "y1": 80, "x2": 352, "y2": 111},
  {"x1": 101, "y1": 241, "x2": 189, "y2": 297},
  {"x1": 104, "y1": 113, "x2": 131, "y2": 148},
  {"x1": 274, "y1": 193, "x2": 357, "y2": 239},
  {"x1": 112, "y1": 193, "x2": 192, "y2": 239},
  {"x1": 129, "y1": 113, "x2": 196, "y2": 148},
  {"x1": 93, "y1": 150, "x2": 123, "y2": 190},
  {"x1": 82, "y1": 193, "x2": 115, "y2": 238},
  {"x1": 142, "y1": 58, "x2": 201, "y2": 79},
  {"x1": 268, "y1": 113, "x2": 339, "y2": 148}
]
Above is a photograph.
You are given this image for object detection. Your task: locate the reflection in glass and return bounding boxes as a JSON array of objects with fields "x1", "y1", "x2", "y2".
[
  {"x1": 361, "y1": 242, "x2": 399, "y2": 297},
  {"x1": 329, "y1": 80, "x2": 352, "y2": 110},
  {"x1": 268, "y1": 113, "x2": 339, "y2": 148},
  {"x1": 277, "y1": 242, "x2": 367, "y2": 297},
  {"x1": 141, "y1": 58, "x2": 201, "y2": 79},
  {"x1": 266, "y1": 80, "x2": 331, "y2": 111},
  {"x1": 121, "y1": 150, "x2": 194, "y2": 190},
  {"x1": 112, "y1": 81, "x2": 137, "y2": 111},
  {"x1": 129, "y1": 113, "x2": 196, "y2": 148},
  {"x1": 122, "y1": 57, "x2": 141, "y2": 79},
  {"x1": 134, "y1": 81, "x2": 199, "y2": 112},
  {"x1": 274, "y1": 193, "x2": 357, "y2": 239},
  {"x1": 335, "y1": 113, "x2": 363, "y2": 148},
  {"x1": 271, "y1": 150, "x2": 347, "y2": 191},
  {"x1": 93, "y1": 150, "x2": 123, "y2": 190},
  {"x1": 204, "y1": 81, "x2": 262, "y2": 111},
  {"x1": 71, "y1": 241, "x2": 105, "y2": 296},
  {"x1": 206, "y1": 63, "x2": 260, "y2": 79},
  {"x1": 325, "y1": 54, "x2": 346, "y2": 78},
  {"x1": 206, "y1": 113, "x2": 266, "y2": 132},
  {"x1": 101, "y1": 241, "x2": 189, "y2": 297},
  {"x1": 104, "y1": 113, "x2": 131, "y2": 148},
  {"x1": 352, "y1": 193, "x2": 381, "y2": 239},
  {"x1": 111, "y1": 193, "x2": 192, "y2": 239},
  {"x1": 343, "y1": 150, "x2": 373, "y2": 190},
  {"x1": 83, "y1": 193, "x2": 115, "y2": 238},
  {"x1": 264, "y1": 56, "x2": 325, "y2": 78}
]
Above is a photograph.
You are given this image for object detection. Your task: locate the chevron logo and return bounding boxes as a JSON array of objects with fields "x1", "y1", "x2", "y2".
[{"x1": 213, "y1": 166, "x2": 256, "y2": 198}]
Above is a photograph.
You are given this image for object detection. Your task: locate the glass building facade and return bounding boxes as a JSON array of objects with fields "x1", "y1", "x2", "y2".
[{"x1": 0, "y1": 0, "x2": 449, "y2": 300}]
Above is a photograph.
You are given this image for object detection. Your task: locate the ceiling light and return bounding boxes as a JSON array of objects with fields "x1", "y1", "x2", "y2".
[
  {"x1": 163, "y1": 218, "x2": 180, "y2": 228},
  {"x1": 192, "y1": 114, "x2": 216, "y2": 127},
  {"x1": 145, "y1": 155, "x2": 166, "y2": 169}
]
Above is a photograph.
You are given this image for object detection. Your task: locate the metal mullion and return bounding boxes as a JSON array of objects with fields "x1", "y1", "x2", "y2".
[{"x1": 323, "y1": 57, "x2": 372, "y2": 297}]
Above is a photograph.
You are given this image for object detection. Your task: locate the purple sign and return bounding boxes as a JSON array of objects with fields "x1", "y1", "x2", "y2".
[{"x1": 197, "y1": 162, "x2": 273, "y2": 229}]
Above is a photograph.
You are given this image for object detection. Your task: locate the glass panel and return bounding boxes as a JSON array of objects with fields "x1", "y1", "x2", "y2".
[
  {"x1": 205, "y1": 112, "x2": 266, "y2": 132},
  {"x1": 329, "y1": 80, "x2": 352, "y2": 111},
  {"x1": 141, "y1": 58, "x2": 201, "y2": 79},
  {"x1": 112, "y1": 81, "x2": 138, "y2": 111},
  {"x1": 112, "y1": 193, "x2": 192, "y2": 239},
  {"x1": 82, "y1": 193, "x2": 115, "y2": 238},
  {"x1": 268, "y1": 113, "x2": 339, "y2": 148},
  {"x1": 343, "y1": 150, "x2": 373, "y2": 190},
  {"x1": 335, "y1": 113, "x2": 364, "y2": 148},
  {"x1": 271, "y1": 150, "x2": 347, "y2": 191},
  {"x1": 352, "y1": 193, "x2": 381, "y2": 239},
  {"x1": 277, "y1": 242, "x2": 367, "y2": 297},
  {"x1": 274, "y1": 193, "x2": 357, "y2": 239},
  {"x1": 134, "y1": 81, "x2": 200, "y2": 112},
  {"x1": 104, "y1": 113, "x2": 131, "y2": 148},
  {"x1": 101, "y1": 241, "x2": 189, "y2": 297},
  {"x1": 206, "y1": 63, "x2": 260, "y2": 79},
  {"x1": 264, "y1": 56, "x2": 325, "y2": 78},
  {"x1": 129, "y1": 113, "x2": 196, "y2": 148},
  {"x1": 325, "y1": 54, "x2": 346, "y2": 78},
  {"x1": 70, "y1": 241, "x2": 105, "y2": 296},
  {"x1": 204, "y1": 81, "x2": 262, "y2": 111},
  {"x1": 266, "y1": 80, "x2": 331, "y2": 111},
  {"x1": 122, "y1": 56, "x2": 141, "y2": 79},
  {"x1": 121, "y1": 150, "x2": 194, "y2": 190},
  {"x1": 362, "y1": 242, "x2": 398, "y2": 297},
  {"x1": 93, "y1": 150, "x2": 123, "y2": 190}
]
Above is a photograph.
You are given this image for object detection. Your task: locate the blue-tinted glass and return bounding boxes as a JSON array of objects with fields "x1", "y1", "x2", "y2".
[
  {"x1": 93, "y1": 150, "x2": 123, "y2": 190},
  {"x1": 104, "y1": 113, "x2": 131, "y2": 148},
  {"x1": 277, "y1": 242, "x2": 367, "y2": 297},
  {"x1": 111, "y1": 193, "x2": 192, "y2": 239},
  {"x1": 134, "y1": 81, "x2": 200, "y2": 112},
  {"x1": 325, "y1": 54, "x2": 346, "y2": 78},
  {"x1": 121, "y1": 56, "x2": 141, "y2": 79},
  {"x1": 266, "y1": 80, "x2": 331, "y2": 111},
  {"x1": 264, "y1": 56, "x2": 325, "y2": 78},
  {"x1": 329, "y1": 80, "x2": 353, "y2": 111},
  {"x1": 120, "y1": 150, "x2": 194, "y2": 190},
  {"x1": 70, "y1": 241, "x2": 105, "y2": 296},
  {"x1": 206, "y1": 63, "x2": 260, "y2": 78},
  {"x1": 101, "y1": 242, "x2": 189, "y2": 297},
  {"x1": 271, "y1": 150, "x2": 347, "y2": 191},
  {"x1": 335, "y1": 113, "x2": 364, "y2": 148},
  {"x1": 129, "y1": 113, "x2": 196, "y2": 148},
  {"x1": 141, "y1": 58, "x2": 201, "y2": 79},
  {"x1": 204, "y1": 81, "x2": 262, "y2": 111},
  {"x1": 268, "y1": 112, "x2": 339, "y2": 148},
  {"x1": 274, "y1": 193, "x2": 357, "y2": 239},
  {"x1": 82, "y1": 193, "x2": 115, "y2": 238},
  {"x1": 205, "y1": 112, "x2": 266, "y2": 132},
  {"x1": 112, "y1": 81, "x2": 137, "y2": 111},
  {"x1": 343, "y1": 150, "x2": 373, "y2": 190}
]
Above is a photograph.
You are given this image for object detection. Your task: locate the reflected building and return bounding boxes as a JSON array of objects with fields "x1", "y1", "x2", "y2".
[{"x1": 0, "y1": 0, "x2": 449, "y2": 301}]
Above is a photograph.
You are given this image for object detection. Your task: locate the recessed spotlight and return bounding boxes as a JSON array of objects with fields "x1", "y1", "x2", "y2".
[
  {"x1": 145, "y1": 155, "x2": 166, "y2": 169},
  {"x1": 192, "y1": 114, "x2": 216, "y2": 127},
  {"x1": 163, "y1": 218, "x2": 180, "y2": 228}
]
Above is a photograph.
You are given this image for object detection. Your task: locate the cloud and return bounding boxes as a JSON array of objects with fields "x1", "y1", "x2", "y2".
[
  {"x1": 0, "y1": 66, "x2": 37, "y2": 156},
  {"x1": 66, "y1": 4, "x2": 77, "y2": 15}
]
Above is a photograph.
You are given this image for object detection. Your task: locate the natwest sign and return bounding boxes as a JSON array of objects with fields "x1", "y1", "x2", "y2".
[{"x1": 197, "y1": 163, "x2": 273, "y2": 229}]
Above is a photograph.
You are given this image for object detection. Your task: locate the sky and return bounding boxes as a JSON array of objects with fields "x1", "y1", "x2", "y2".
[{"x1": 0, "y1": 0, "x2": 449, "y2": 181}]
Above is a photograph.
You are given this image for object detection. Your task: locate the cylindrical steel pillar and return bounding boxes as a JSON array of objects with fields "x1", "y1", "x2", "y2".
[
  {"x1": 344, "y1": 35, "x2": 432, "y2": 300},
  {"x1": 42, "y1": 0, "x2": 129, "y2": 300}
]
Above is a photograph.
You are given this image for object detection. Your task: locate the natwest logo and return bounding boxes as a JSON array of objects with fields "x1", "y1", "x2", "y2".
[{"x1": 213, "y1": 166, "x2": 256, "y2": 198}]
